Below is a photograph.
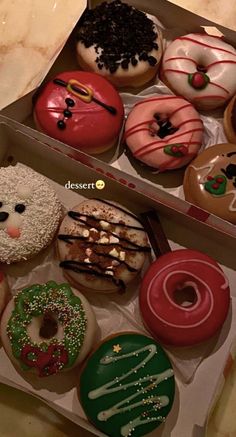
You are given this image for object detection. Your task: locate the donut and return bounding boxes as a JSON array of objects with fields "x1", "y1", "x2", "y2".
[
  {"x1": 0, "y1": 281, "x2": 97, "y2": 377},
  {"x1": 162, "y1": 33, "x2": 236, "y2": 110},
  {"x1": 124, "y1": 95, "x2": 204, "y2": 171},
  {"x1": 79, "y1": 332, "x2": 175, "y2": 437},
  {"x1": 34, "y1": 71, "x2": 124, "y2": 155},
  {"x1": 140, "y1": 249, "x2": 230, "y2": 347},
  {"x1": 76, "y1": 0, "x2": 163, "y2": 88},
  {"x1": 224, "y1": 94, "x2": 236, "y2": 143},
  {"x1": 0, "y1": 272, "x2": 9, "y2": 316},
  {"x1": 0, "y1": 163, "x2": 61, "y2": 264},
  {"x1": 183, "y1": 143, "x2": 236, "y2": 223},
  {"x1": 57, "y1": 199, "x2": 150, "y2": 293}
]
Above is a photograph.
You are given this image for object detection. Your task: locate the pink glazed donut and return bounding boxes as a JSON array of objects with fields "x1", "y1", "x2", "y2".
[
  {"x1": 162, "y1": 33, "x2": 236, "y2": 110},
  {"x1": 124, "y1": 95, "x2": 204, "y2": 171},
  {"x1": 140, "y1": 249, "x2": 230, "y2": 347}
]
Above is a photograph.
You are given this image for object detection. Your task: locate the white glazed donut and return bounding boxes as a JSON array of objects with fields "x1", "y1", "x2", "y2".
[
  {"x1": 0, "y1": 163, "x2": 61, "y2": 264},
  {"x1": 162, "y1": 33, "x2": 236, "y2": 110},
  {"x1": 0, "y1": 281, "x2": 97, "y2": 377},
  {"x1": 0, "y1": 272, "x2": 9, "y2": 316},
  {"x1": 76, "y1": 0, "x2": 163, "y2": 88}
]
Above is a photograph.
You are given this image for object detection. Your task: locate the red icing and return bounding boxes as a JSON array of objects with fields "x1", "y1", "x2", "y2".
[
  {"x1": 176, "y1": 36, "x2": 236, "y2": 57},
  {"x1": 212, "y1": 183, "x2": 219, "y2": 189},
  {"x1": 165, "y1": 56, "x2": 197, "y2": 66},
  {"x1": 169, "y1": 103, "x2": 193, "y2": 118},
  {"x1": 6, "y1": 227, "x2": 21, "y2": 239},
  {"x1": 191, "y1": 72, "x2": 207, "y2": 89},
  {"x1": 34, "y1": 71, "x2": 124, "y2": 154},
  {"x1": 207, "y1": 176, "x2": 214, "y2": 181},
  {"x1": 134, "y1": 96, "x2": 183, "y2": 108},
  {"x1": 21, "y1": 344, "x2": 68, "y2": 377},
  {"x1": 207, "y1": 60, "x2": 236, "y2": 69},
  {"x1": 140, "y1": 249, "x2": 230, "y2": 347},
  {"x1": 216, "y1": 177, "x2": 224, "y2": 183}
]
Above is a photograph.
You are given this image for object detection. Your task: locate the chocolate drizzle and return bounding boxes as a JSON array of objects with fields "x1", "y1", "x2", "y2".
[
  {"x1": 76, "y1": 0, "x2": 159, "y2": 74},
  {"x1": 60, "y1": 260, "x2": 125, "y2": 289},
  {"x1": 58, "y1": 199, "x2": 150, "y2": 289}
]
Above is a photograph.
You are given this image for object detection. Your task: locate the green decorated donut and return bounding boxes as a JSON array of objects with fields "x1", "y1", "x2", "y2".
[
  {"x1": 80, "y1": 333, "x2": 175, "y2": 437},
  {"x1": 0, "y1": 281, "x2": 97, "y2": 377}
]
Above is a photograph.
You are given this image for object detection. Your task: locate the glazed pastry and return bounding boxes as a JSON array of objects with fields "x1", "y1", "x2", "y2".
[
  {"x1": 140, "y1": 249, "x2": 230, "y2": 347},
  {"x1": 57, "y1": 199, "x2": 150, "y2": 293},
  {"x1": 34, "y1": 71, "x2": 124, "y2": 155},
  {"x1": 223, "y1": 94, "x2": 236, "y2": 143},
  {"x1": 162, "y1": 33, "x2": 236, "y2": 110},
  {"x1": 0, "y1": 272, "x2": 9, "y2": 316},
  {"x1": 0, "y1": 163, "x2": 61, "y2": 264},
  {"x1": 0, "y1": 281, "x2": 97, "y2": 377},
  {"x1": 124, "y1": 95, "x2": 204, "y2": 171},
  {"x1": 79, "y1": 332, "x2": 175, "y2": 437},
  {"x1": 76, "y1": 0, "x2": 163, "y2": 88},
  {"x1": 184, "y1": 143, "x2": 236, "y2": 223}
]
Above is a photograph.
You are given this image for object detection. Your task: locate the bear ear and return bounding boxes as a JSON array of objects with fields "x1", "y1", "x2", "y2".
[{"x1": 17, "y1": 184, "x2": 33, "y2": 199}]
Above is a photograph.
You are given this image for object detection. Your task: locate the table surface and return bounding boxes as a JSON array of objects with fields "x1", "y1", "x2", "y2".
[{"x1": 2, "y1": 1, "x2": 236, "y2": 436}]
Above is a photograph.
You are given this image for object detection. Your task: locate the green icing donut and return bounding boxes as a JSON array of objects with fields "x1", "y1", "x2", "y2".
[
  {"x1": 7, "y1": 281, "x2": 87, "y2": 377},
  {"x1": 80, "y1": 333, "x2": 175, "y2": 437}
]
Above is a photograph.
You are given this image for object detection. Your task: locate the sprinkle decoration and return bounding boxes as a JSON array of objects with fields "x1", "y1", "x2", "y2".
[
  {"x1": 7, "y1": 281, "x2": 87, "y2": 377},
  {"x1": 113, "y1": 344, "x2": 122, "y2": 353}
]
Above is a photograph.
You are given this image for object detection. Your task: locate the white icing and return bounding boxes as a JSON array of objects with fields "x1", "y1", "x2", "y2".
[
  {"x1": 16, "y1": 184, "x2": 33, "y2": 199},
  {"x1": 88, "y1": 344, "x2": 173, "y2": 436},
  {"x1": 190, "y1": 163, "x2": 236, "y2": 211},
  {"x1": 147, "y1": 258, "x2": 228, "y2": 329}
]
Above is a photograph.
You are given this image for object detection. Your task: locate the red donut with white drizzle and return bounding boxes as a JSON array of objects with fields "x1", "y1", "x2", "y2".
[
  {"x1": 124, "y1": 95, "x2": 203, "y2": 171},
  {"x1": 139, "y1": 212, "x2": 230, "y2": 347},
  {"x1": 162, "y1": 33, "x2": 236, "y2": 110}
]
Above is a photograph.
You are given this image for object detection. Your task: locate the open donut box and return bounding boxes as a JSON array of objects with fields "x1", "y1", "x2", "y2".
[{"x1": 0, "y1": 1, "x2": 236, "y2": 437}]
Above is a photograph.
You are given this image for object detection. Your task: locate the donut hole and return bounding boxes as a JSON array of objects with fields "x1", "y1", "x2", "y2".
[
  {"x1": 39, "y1": 313, "x2": 58, "y2": 339},
  {"x1": 173, "y1": 284, "x2": 198, "y2": 308},
  {"x1": 149, "y1": 113, "x2": 179, "y2": 139},
  {"x1": 197, "y1": 64, "x2": 208, "y2": 73}
]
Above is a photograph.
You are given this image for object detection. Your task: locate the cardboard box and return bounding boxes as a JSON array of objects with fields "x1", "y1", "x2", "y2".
[
  {"x1": 0, "y1": 117, "x2": 236, "y2": 437},
  {"x1": 2, "y1": 0, "x2": 236, "y2": 242}
]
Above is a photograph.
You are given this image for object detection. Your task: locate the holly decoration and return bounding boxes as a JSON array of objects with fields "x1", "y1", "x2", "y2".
[
  {"x1": 204, "y1": 174, "x2": 227, "y2": 196},
  {"x1": 21, "y1": 343, "x2": 68, "y2": 377},
  {"x1": 188, "y1": 72, "x2": 210, "y2": 90},
  {"x1": 164, "y1": 143, "x2": 188, "y2": 158}
]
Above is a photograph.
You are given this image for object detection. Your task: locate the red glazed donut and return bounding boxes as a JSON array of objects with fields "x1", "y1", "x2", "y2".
[
  {"x1": 140, "y1": 249, "x2": 230, "y2": 347},
  {"x1": 34, "y1": 71, "x2": 124, "y2": 155}
]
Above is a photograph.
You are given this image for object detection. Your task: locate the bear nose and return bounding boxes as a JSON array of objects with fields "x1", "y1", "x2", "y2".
[{"x1": 0, "y1": 211, "x2": 9, "y2": 222}]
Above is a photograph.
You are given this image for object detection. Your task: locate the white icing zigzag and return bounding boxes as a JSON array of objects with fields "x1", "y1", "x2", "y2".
[
  {"x1": 88, "y1": 344, "x2": 174, "y2": 437},
  {"x1": 190, "y1": 163, "x2": 236, "y2": 211}
]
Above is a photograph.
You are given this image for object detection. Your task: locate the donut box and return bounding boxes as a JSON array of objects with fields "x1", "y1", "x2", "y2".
[
  {"x1": 0, "y1": 117, "x2": 236, "y2": 437},
  {"x1": 2, "y1": 0, "x2": 236, "y2": 242}
]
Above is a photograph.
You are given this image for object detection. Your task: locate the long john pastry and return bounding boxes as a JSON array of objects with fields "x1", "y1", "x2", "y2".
[{"x1": 162, "y1": 33, "x2": 236, "y2": 110}]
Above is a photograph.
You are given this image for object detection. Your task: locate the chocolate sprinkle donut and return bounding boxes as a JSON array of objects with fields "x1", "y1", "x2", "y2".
[{"x1": 76, "y1": 0, "x2": 159, "y2": 74}]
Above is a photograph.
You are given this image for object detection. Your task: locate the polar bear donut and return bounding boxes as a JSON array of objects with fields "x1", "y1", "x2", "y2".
[
  {"x1": 0, "y1": 163, "x2": 61, "y2": 263},
  {"x1": 162, "y1": 33, "x2": 236, "y2": 110}
]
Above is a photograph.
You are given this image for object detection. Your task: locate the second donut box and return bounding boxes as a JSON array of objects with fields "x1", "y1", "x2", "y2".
[
  {"x1": 0, "y1": 115, "x2": 236, "y2": 437},
  {"x1": 2, "y1": 0, "x2": 236, "y2": 242}
]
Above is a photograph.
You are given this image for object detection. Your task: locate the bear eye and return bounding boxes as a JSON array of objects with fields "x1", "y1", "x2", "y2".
[
  {"x1": 15, "y1": 204, "x2": 26, "y2": 214},
  {"x1": 0, "y1": 202, "x2": 2, "y2": 208}
]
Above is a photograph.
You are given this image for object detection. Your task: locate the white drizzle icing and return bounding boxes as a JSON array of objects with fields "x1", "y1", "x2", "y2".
[
  {"x1": 190, "y1": 163, "x2": 236, "y2": 211},
  {"x1": 147, "y1": 258, "x2": 228, "y2": 329},
  {"x1": 88, "y1": 344, "x2": 173, "y2": 436}
]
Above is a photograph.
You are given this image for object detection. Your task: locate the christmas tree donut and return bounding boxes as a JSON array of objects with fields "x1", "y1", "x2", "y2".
[
  {"x1": 0, "y1": 281, "x2": 97, "y2": 377},
  {"x1": 79, "y1": 333, "x2": 175, "y2": 437}
]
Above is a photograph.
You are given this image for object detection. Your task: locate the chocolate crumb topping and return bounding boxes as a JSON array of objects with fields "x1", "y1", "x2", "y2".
[{"x1": 76, "y1": 0, "x2": 159, "y2": 73}]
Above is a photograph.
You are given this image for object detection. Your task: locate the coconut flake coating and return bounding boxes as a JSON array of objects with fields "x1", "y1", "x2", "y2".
[{"x1": 0, "y1": 163, "x2": 61, "y2": 263}]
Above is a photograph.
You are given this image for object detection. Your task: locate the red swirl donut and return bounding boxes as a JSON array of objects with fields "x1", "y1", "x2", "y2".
[
  {"x1": 140, "y1": 249, "x2": 230, "y2": 347},
  {"x1": 34, "y1": 71, "x2": 124, "y2": 155}
]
